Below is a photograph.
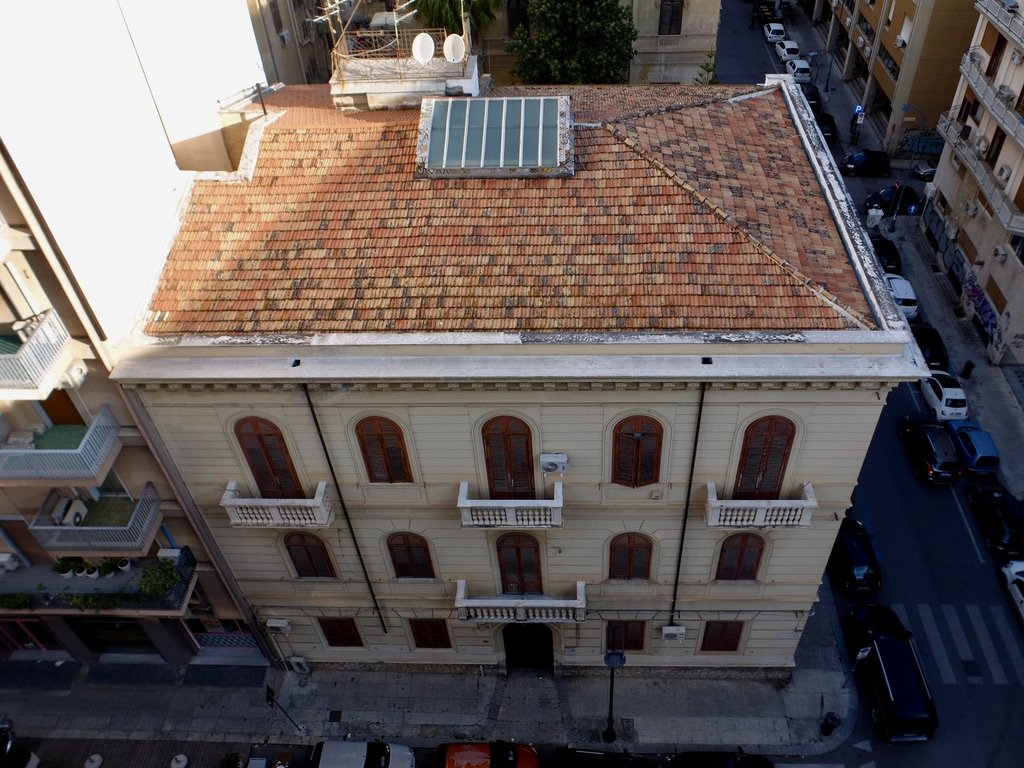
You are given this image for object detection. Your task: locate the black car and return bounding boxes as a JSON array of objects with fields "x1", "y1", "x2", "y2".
[
  {"x1": 966, "y1": 479, "x2": 1024, "y2": 561},
  {"x1": 910, "y1": 321, "x2": 949, "y2": 370},
  {"x1": 911, "y1": 159, "x2": 937, "y2": 181},
  {"x1": 864, "y1": 183, "x2": 922, "y2": 215},
  {"x1": 815, "y1": 112, "x2": 839, "y2": 145},
  {"x1": 829, "y1": 516, "x2": 883, "y2": 594},
  {"x1": 841, "y1": 149, "x2": 891, "y2": 177},
  {"x1": 899, "y1": 415, "x2": 962, "y2": 484},
  {"x1": 668, "y1": 752, "x2": 773, "y2": 768},
  {"x1": 869, "y1": 233, "x2": 901, "y2": 273},
  {"x1": 0, "y1": 720, "x2": 37, "y2": 768},
  {"x1": 551, "y1": 750, "x2": 659, "y2": 768},
  {"x1": 800, "y1": 83, "x2": 822, "y2": 114}
]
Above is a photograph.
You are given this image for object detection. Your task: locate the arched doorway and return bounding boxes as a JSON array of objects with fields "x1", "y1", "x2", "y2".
[{"x1": 502, "y1": 624, "x2": 553, "y2": 673}]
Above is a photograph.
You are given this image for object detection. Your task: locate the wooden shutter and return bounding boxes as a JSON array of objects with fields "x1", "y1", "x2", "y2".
[
  {"x1": 285, "y1": 533, "x2": 336, "y2": 578},
  {"x1": 409, "y1": 619, "x2": 451, "y2": 648},
  {"x1": 734, "y1": 416, "x2": 794, "y2": 500},
  {"x1": 235, "y1": 417, "x2": 304, "y2": 499},
  {"x1": 715, "y1": 533, "x2": 764, "y2": 580},
  {"x1": 609, "y1": 533, "x2": 652, "y2": 580},
  {"x1": 497, "y1": 533, "x2": 542, "y2": 595},
  {"x1": 357, "y1": 417, "x2": 412, "y2": 483},
  {"x1": 388, "y1": 532, "x2": 435, "y2": 579},
  {"x1": 319, "y1": 618, "x2": 362, "y2": 647},
  {"x1": 701, "y1": 620, "x2": 743, "y2": 651},
  {"x1": 658, "y1": 0, "x2": 684, "y2": 36},
  {"x1": 612, "y1": 417, "x2": 662, "y2": 487},
  {"x1": 606, "y1": 620, "x2": 645, "y2": 651},
  {"x1": 483, "y1": 416, "x2": 535, "y2": 499}
]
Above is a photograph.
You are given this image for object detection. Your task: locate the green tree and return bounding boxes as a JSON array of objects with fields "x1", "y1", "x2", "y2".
[
  {"x1": 507, "y1": 0, "x2": 638, "y2": 84},
  {"x1": 414, "y1": 0, "x2": 501, "y2": 37},
  {"x1": 694, "y1": 51, "x2": 718, "y2": 85}
]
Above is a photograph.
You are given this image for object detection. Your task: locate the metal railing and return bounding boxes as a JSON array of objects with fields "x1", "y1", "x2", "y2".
[
  {"x1": 333, "y1": 26, "x2": 447, "y2": 60},
  {"x1": 457, "y1": 481, "x2": 563, "y2": 528},
  {"x1": 960, "y1": 50, "x2": 1024, "y2": 147},
  {"x1": 0, "y1": 405, "x2": 120, "y2": 480},
  {"x1": 455, "y1": 579, "x2": 586, "y2": 623},
  {"x1": 221, "y1": 480, "x2": 334, "y2": 527},
  {"x1": 705, "y1": 482, "x2": 817, "y2": 528},
  {"x1": 0, "y1": 310, "x2": 72, "y2": 392},
  {"x1": 976, "y1": 0, "x2": 1024, "y2": 48},
  {"x1": 30, "y1": 483, "x2": 162, "y2": 552}
]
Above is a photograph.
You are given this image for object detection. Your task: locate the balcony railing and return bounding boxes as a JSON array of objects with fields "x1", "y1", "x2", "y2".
[
  {"x1": 937, "y1": 111, "x2": 1024, "y2": 232},
  {"x1": 457, "y1": 481, "x2": 563, "y2": 528},
  {"x1": 976, "y1": 0, "x2": 1024, "y2": 48},
  {"x1": 0, "y1": 310, "x2": 75, "y2": 398},
  {"x1": 0, "y1": 404, "x2": 121, "y2": 482},
  {"x1": 221, "y1": 480, "x2": 334, "y2": 527},
  {"x1": 29, "y1": 483, "x2": 162, "y2": 552},
  {"x1": 705, "y1": 482, "x2": 817, "y2": 528},
  {"x1": 455, "y1": 580, "x2": 586, "y2": 623},
  {"x1": 960, "y1": 50, "x2": 1024, "y2": 147}
]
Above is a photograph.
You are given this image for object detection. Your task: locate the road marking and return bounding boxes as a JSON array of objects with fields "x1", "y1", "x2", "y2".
[
  {"x1": 950, "y1": 489, "x2": 987, "y2": 563},
  {"x1": 990, "y1": 605, "x2": 1024, "y2": 684},
  {"x1": 966, "y1": 604, "x2": 1007, "y2": 684},
  {"x1": 915, "y1": 604, "x2": 957, "y2": 684},
  {"x1": 942, "y1": 603, "x2": 983, "y2": 683}
]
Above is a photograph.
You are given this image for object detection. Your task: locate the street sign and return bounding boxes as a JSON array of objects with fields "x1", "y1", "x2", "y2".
[{"x1": 854, "y1": 104, "x2": 865, "y2": 114}]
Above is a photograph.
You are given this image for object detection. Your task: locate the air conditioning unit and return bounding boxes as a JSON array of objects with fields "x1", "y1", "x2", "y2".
[
  {"x1": 266, "y1": 618, "x2": 292, "y2": 634},
  {"x1": 997, "y1": 164, "x2": 1013, "y2": 182},
  {"x1": 289, "y1": 656, "x2": 311, "y2": 674},
  {"x1": 1013, "y1": 49, "x2": 1024, "y2": 65},
  {"x1": 994, "y1": 244, "x2": 1011, "y2": 263},
  {"x1": 51, "y1": 498, "x2": 87, "y2": 526},
  {"x1": 976, "y1": 136, "x2": 990, "y2": 153},
  {"x1": 539, "y1": 452, "x2": 570, "y2": 474},
  {"x1": 845, "y1": 16, "x2": 853, "y2": 27},
  {"x1": 60, "y1": 362, "x2": 88, "y2": 390},
  {"x1": 662, "y1": 625, "x2": 686, "y2": 641},
  {"x1": 856, "y1": 36, "x2": 866, "y2": 48},
  {"x1": 894, "y1": 36, "x2": 907, "y2": 48},
  {"x1": 158, "y1": 547, "x2": 182, "y2": 563},
  {"x1": 279, "y1": 29, "x2": 291, "y2": 46},
  {"x1": 997, "y1": 85, "x2": 1015, "y2": 103},
  {"x1": 966, "y1": 200, "x2": 980, "y2": 216}
]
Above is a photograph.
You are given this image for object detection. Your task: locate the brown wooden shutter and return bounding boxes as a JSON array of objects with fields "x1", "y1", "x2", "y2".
[
  {"x1": 701, "y1": 620, "x2": 743, "y2": 651},
  {"x1": 483, "y1": 416, "x2": 535, "y2": 499},
  {"x1": 734, "y1": 416, "x2": 794, "y2": 500},
  {"x1": 357, "y1": 417, "x2": 413, "y2": 483},
  {"x1": 658, "y1": 0, "x2": 684, "y2": 36},
  {"x1": 497, "y1": 533, "x2": 542, "y2": 595},
  {"x1": 612, "y1": 417, "x2": 662, "y2": 487},
  {"x1": 235, "y1": 417, "x2": 304, "y2": 499},
  {"x1": 409, "y1": 619, "x2": 451, "y2": 648},
  {"x1": 285, "y1": 533, "x2": 336, "y2": 578},
  {"x1": 388, "y1": 532, "x2": 435, "y2": 579},
  {"x1": 319, "y1": 618, "x2": 362, "y2": 647},
  {"x1": 715, "y1": 533, "x2": 764, "y2": 580}
]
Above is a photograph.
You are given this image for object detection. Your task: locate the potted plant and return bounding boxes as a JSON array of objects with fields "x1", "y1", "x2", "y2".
[
  {"x1": 52, "y1": 558, "x2": 76, "y2": 579},
  {"x1": 84, "y1": 563, "x2": 99, "y2": 579},
  {"x1": 117, "y1": 557, "x2": 132, "y2": 572},
  {"x1": 140, "y1": 560, "x2": 181, "y2": 597},
  {"x1": 99, "y1": 559, "x2": 117, "y2": 578}
]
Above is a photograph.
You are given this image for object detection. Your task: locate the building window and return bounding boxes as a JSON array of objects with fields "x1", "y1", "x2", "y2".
[
  {"x1": 606, "y1": 620, "x2": 645, "y2": 651},
  {"x1": 497, "y1": 532, "x2": 542, "y2": 595},
  {"x1": 733, "y1": 416, "x2": 795, "y2": 499},
  {"x1": 269, "y1": 0, "x2": 284, "y2": 33},
  {"x1": 319, "y1": 618, "x2": 362, "y2": 647},
  {"x1": 356, "y1": 417, "x2": 413, "y2": 483},
  {"x1": 388, "y1": 532, "x2": 435, "y2": 579},
  {"x1": 482, "y1": 416, "x2": 535, "y2": 499},
  {"x1": 715, "y1": 533, "x2": 764, "y2": 581},
  {"x1": 285, "y1": 532, "x2": 336, "y2": 578},
  {"x1": 658, "y1": 0, "x2": 684, "y2": 36},
  {"x1": 409, "y1": 619, "x2": 451, "y2": 648},
  {"x1": 612, "y1": 416, "x2": 662, "y2": 487},
  {"x1": 507, "y1": 0, "x2": 530, "y2": 36},
  {"x1": 235, "y1": 417, "x2": 304, "y2": 499},
  {"x1": 609, "y1": 533, "x2": 652, "y2": 580},
  {"x1": 701, "y1": 620, "x2": 743, "y2": 652}
]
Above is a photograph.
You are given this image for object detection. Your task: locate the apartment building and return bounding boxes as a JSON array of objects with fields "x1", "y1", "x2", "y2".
[
  {"x1": 248, "y1": 0, "x2": 334, "y2": 84},
  {"x1": 926, "y1": 0, "x2": 1024, "y2": 364},
  {"x1": 818, "y1": 0, "x2": 975, "y2": 149},
  {"x1": 109, "y1": 76, "x2": 923, "y2": 673}
]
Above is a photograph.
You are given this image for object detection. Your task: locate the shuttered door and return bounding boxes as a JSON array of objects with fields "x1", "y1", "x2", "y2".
[
  {"x1": 483, "y1": 416, "x2": 535, "y2": 499},
  {"x1": 497, "y1": 533, "x2": 542, "y2": 595},
  {"x1": 612, "y1": 417, "x2": 662, "y2": 487},
  {"x1": 235, "y1": 417, "x2": 304, "y2": 499},
  {"x1": 357, "y1": 417, "x2": 412, "y2": 483},
  {"x1": 733, "y1": 417, "x2": 794, "y2": 500}
]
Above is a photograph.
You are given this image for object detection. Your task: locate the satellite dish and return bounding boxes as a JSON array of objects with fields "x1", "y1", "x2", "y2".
[
  {"x1": 443, "y1": 34, "x2": 466, "y2": 63},
  {"x1": 412, "y1": 32, "x2": 435, "y2": 64}
]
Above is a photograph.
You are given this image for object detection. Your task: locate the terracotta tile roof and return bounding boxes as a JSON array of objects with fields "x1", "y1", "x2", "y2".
[{"x1": 146, "y1": 84, "x2": 874, "y2": 337}]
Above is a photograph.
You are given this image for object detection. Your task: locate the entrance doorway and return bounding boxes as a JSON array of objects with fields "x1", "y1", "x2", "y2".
[{"x1": 502, "y1": 623, "x2": 553, "y2": 673}]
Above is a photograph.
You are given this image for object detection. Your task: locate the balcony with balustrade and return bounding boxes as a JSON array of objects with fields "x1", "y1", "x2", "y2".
[
  {"x1": 960, "y1": 49, "x2": 1024, "y2": 147},
  {"x1": 0, "y1": 310, "x2": 80, "y2": 401},
  {"x1": 705, "y1": 482, "x2": 817, "y2": 528},
  {"x1": 0, "y1": 404, "x2": 121, "y2": 486},
  {"x1": 454, "y1": 580, "x2": 586, "y2": 623},
  {"x1": 221, "y1": 480, "x2": 334, "y2": 527},
  {"x1": 29, "y1": 482, "x2": 162, "y2": 554},
  {"x1": 457, "y1": 481, "x2": 564, "y2": 528},
  {"x1": 977, "y1": 0, "x2": 1024, "y2": 49}
]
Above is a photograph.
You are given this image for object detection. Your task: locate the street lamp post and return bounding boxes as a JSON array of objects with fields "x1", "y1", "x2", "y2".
[{"x1": 602, "y1": 648, "x2": 627, "y2": 743}]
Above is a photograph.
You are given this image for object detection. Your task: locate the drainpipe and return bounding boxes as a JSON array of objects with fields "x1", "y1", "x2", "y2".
[
  {"x1": 670, "y1": 382, "x2": 707, "y2": 620},
  {"x1": 301, "y1": 381, "x2": 388, "y2": 634}
]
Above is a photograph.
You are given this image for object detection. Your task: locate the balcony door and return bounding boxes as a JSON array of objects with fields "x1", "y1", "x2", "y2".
[
  {"x1": 482, "y1": 416, "x2": 535, "y2": 499},
  {"x1": 733, "y1": 416, "x2": 794, "y2": 500},
  {"x1": 42, "y1": 389, "x2": 84, "y2": 425},
  {"x1": 235, "y1": 417, "x2": 303, "y2": 499},
  {"x1": 497, "y1": 532, "x2": 542, "y2": 595}
]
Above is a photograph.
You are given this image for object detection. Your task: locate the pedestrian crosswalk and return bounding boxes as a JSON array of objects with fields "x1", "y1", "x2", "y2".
[{"x1": 891, "y1": 602, "x2": 1024, "y2": 686}]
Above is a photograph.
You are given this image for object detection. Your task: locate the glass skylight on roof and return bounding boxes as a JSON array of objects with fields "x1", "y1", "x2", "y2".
[{"x1": 416, "y1": 96, "x2": 574, "y2": 178}]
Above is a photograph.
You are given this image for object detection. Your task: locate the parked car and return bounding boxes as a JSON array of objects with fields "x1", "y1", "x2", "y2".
[
  {"x1": 884, "y1": 273, "x2": 919, "y2": 319},
  {"x1": 1000, "y1": 561, "x2": 1024, "y2": 626},
  {"x1": 763, "y1": 22, "x2": 787, "y2": 43},
  {"x1": 966, "y1": 479, "x2": 1024, "y2": 560},
  {"x1": 920, "y1": 371, "x2": 969, "y2": 420},
  {"x1": 668, "y1": 751, "x2": 773, "y2": 768},
  {"x1": 910, "y1": 321, "x2": 948, "y2": 370},
  {"x1": 774, "y1": 39, "x2": 801, "y2": 62},
  {"x1": 551, "y1": 749, "x2": 659, "y2": 768},
  {"x1": 911, "y1": 159, "x2": 937, "y2": 181},
  {"x1": 815, "y1": 112, "x2": 839, "y2": 145},
  {"x1": 946, "y1": 420, "x2": 1001, "y2": 477},
  {"x1": 869, "y1": 233, "x2": 901, "y2": 273},
  {"x1": 841, "y1": 149, "x2": 891, "y2": 177},
  {"x1": 311, "y1": 740, "x2": 415, "y2": 768},
  {"x1": 829, "y1": 516, "x2": 883, "y2": 594},
  {"x1": 864, "y1": 183, "x2": 922, "y2": 215},
  {"x1": 843, "y1": 605, "x2": 938, "y2": 742},
  {"x1": 0, "y1": 721, "x2": 39, "y2": 768},
  {"x1": 785, "y1": 58, "x2": 812, "y2": 83},
  {"x1": 800, "y1": 83, "x2": 822, "y2": 113},
  {"x1": 433, "y1": 743, "x2": 538, "y2": 768},
  {"x1": 898, "y1": 414, "x2": 962, "y2": 484}
]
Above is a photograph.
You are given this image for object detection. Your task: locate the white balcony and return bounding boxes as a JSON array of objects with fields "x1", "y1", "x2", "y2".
[
  {"x1": 29, "y1": 482, "x2": 163, "y2": 553},
  {"x1": 221, "y1": 480, "x2": 334, "y2": 527},
  {"x1": 705, "y1": 482, "x2": 817, "y2": 528},
  {"x1": 457, "y1": 481, "x2": 563, "y2": 528},
  {"x1": 959, "y1": 51, "x2": 1024, "y2": 148},
  {"x1": 976, "y1": 0, "x2": 1024, "y2": 49},
  {"x1": 0, "y1": 404, "x2": 121, "y2": 485},
  {"x1": 455, "y1": 580, "x2": 586, "y2": 623},
  {"x1": 0, "y1": 310, "x2": 80, "y2": 400}
]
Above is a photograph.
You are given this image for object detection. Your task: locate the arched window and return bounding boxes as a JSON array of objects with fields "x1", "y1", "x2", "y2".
[
  {"x1": 496, "y1": 532, "x2": 542, "y2": 595},
  {"x1": 715, "y1": 533, "x2": 764, "y2": 581},
  {"x1": 356, "y1": 417, "x2": 413, "y2": 483},
  {"x1": 609, "y1": 533, "x2": 652, "y2": 580},
  {"x1": 235, "y1": 417, "x2": 303, "y2": 499},
  {"x1": 482, "y1": 416, "x2": 535, "y2": 499},
  {"x1": 612, "y1": 416, "x2": 662, "y2": 487},
  {"x1": 388, "y1": 532, "x2": 435, "y2": 579},
  {"x1": 734, "y1": 416, "x2": 795, "y2": 500},
  {"x1": 285, "y1": 533, "x2": 336, "y2": 578}
]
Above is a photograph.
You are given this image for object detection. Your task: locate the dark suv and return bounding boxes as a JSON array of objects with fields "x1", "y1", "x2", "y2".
[
  {"x1": 899, "y1": 415, "x2": 961, "y2": 484},
  {"x1": 841, "y1": 149, "x2": 891, "y2": 177},
  {"x1": 966, "y1": 479, "x2": 1024, "y2": 561},
  {"x1": 829, "y1": 516, "x2": 883, "y2": 595},
  {"x1": 869, "y1": 234, "x2": 901, "y2": 273}
]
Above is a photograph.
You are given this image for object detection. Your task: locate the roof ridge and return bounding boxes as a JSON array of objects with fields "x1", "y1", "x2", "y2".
[{"x1": 601, "y1": 122, "x2": 873, "y2": 330}]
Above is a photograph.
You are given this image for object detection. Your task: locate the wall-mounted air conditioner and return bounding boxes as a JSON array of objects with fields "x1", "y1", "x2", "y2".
[
  {"x1": 994, "y1": 245, "x2": 1011, "y2": 263},
  {"x1": 856, "y1": 36, "x2": 865, "y2": 48},
  {"x1": 266, "y1": 618, "x2": 292, "y2": 634},
  {"x1": 976, "y1": 136, "x2": 990, "y2": 154},
  {"x1": 894, "y1": 36, "x2": 907, "y2": 48},
  {"x1": 279, "y1": 29, "x2": 291, "y2": 46},
  {"x1": 539, "y1": 452, "x2": 570, "y2": 474},
  {"x1": 997, "y1": 164, "x2": 1013, "y2": 182},
  {"x1": 845, "y1": 16, "x2": 853, "y2": 27},
  {"x1": 966, "y1": 200, "x2": 980, "y2": 216},
  {"x1": 661, "y1": 626, "x2": 686, "y2": 641},
  {"x1": 158, "y1": 547, "x2": 181, "y2": 563},
  {"x1": 997, "y1": 85, "x2": 1016, "y2": 104}
]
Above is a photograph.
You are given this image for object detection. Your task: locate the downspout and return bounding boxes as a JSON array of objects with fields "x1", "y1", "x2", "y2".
[
  {"x1": 670, "y1": 382, "x2": 707, "y2": 620},
  {"x1": 301, "y1": 381, "x2": 388, "y2": 634}
]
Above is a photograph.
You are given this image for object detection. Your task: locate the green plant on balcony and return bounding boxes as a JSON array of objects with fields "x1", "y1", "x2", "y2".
[
  {"x1": 140, "y1": 560, "x2": 181, "y2": 597},
  {"x1": 99, "y1": 558, "x2": 118, "y2": 577},
  {"x1": 0, "y1": 593, "x2": 31, "y2": 610},
  {"x1": 52, "y1": 557, "x2": 82, "y2": 577},
  {"x1": 69, "y1": 593, "x2": 121, "y2": 611}
]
